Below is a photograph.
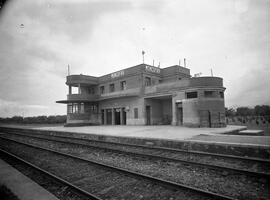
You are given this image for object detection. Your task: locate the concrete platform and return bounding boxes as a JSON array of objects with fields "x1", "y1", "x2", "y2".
[
  {"x1": 1, "y1": 124, "x2": 270, "y2": 158},
  {"x1": 0, "y1": 158, "x2": 59, "y2": 200},
  {"x1": 32, "y1": 125, "x2": 247, "y2": 141},
  {"x1": 238, "y1": 129, "x2": 264, "y2": 135}
]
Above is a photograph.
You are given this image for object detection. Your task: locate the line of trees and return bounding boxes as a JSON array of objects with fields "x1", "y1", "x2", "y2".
[
  {"x1": 0, "y1": 115, "x2": 66, "y2": 124},
  {"x1": 225, "y1": 105, "x2": 270, "y2": 117}
]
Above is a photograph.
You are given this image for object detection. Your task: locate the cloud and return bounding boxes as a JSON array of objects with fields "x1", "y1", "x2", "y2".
[{"x1": 0, "y1": 0, "x2": 269, "y2": 117}]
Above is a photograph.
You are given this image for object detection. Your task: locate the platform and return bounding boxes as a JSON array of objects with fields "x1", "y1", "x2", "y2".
[
  {"x1": 0, "y1": 158, "x2": 59, "y2": 200},
  {"x1": 238, "y1": 129, "x2": 264, "y2": 135},
  {"x1": 32, "y1": 125, "x2": 247, "y2": 141},
  {"x1": 1, "y1": 124, "x2": 270, "y2": 158}
]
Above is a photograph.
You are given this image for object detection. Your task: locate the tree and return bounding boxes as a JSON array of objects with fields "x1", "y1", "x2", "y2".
[
  {"x1": 236, "y1": 107, "x2": 253, "y2": 116},
  {"x1": 225, "y1": 107, "x2": 236, "y2": 117},
  {"x1": 254, "y1": 105, "x2": 270, "y2": 116}
]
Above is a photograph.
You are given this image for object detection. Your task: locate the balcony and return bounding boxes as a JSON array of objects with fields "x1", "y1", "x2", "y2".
[
  {"x1": 67, "y1": 94, "x2": 99, "y2": 102},
  {"x1": 66, "y1": 75, "x2": 98, "y2": 86},
  {"x1": 144, "y1": 77, "x2": 224, "y2": 95},
  {"x1": 99, "y1": 88, "x2": 140, "y2": 100}
]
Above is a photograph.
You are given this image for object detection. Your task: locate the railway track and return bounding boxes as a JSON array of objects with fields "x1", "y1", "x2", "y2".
[
  {"x1": 0, "y1": 148, "x2": 102, "y2": 200},
  {"x1": 0, "y1": 136, "x2": 235, "y2": 200},
  {"x1": 2, "y1": 130, "x2": 269, "y2": 178},
  {"x1": 0, "y1": 133, "x2": 270, "y2": 200}
]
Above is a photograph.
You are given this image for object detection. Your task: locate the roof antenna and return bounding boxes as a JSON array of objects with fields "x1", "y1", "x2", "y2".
[
  {"x1": 184, "y1": 58, "x2": 186, "y2": 68},
  {"x1": 142, "y1": 51, "x2": 145, "y2": 64},
  {"x1": 153, "y1": 59, "x2": 155, "y2": 66},
  {"x1": 179, "y1": 59, "x2": 181, "y2": 66},
  {"x1": 211, "y1": 68, "x2": 213, "y2": 77},
  {"x1": 158, "y1": 62, "x2": 160, "y2": 68},
  {"x1": 68, "y1": 64, "x2": 70, "y2": 76}
]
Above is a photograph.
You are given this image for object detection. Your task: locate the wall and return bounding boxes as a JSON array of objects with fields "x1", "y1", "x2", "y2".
[
  {"x1": 99, "y1": 97, "x2": 145, "y2": 125},
  {"x1": 198, "y1": 98, "x2": 225, "y2": 127},
  {"x1": 182, "y1": 99, "x2": 200, "y2": 127}
]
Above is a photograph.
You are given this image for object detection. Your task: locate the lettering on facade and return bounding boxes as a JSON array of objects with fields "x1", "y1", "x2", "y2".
[
  {"x1": 145, "y1": 65, "x2": 161, "y2": 74},
  {"x1": 111, "y1": 70, "x2": 124, "y2": 78}
]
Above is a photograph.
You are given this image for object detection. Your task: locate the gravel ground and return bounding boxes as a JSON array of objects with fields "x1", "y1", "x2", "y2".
[
  {"x1": 0, "y1": 153, "x2": 90, "y2": 200},
  {"x1": 1, "y1": 135, "x2": 269, "y2": 200},
  {"x1": 0, "y1": 138, "x2": 216, "y2": 200}
]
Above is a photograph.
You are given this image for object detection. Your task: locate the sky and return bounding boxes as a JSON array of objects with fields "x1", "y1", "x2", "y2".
[{"x1": 0, "y1": 0, "x2": 269, "y2": 117}]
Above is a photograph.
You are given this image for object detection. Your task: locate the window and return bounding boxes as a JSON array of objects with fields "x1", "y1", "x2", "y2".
[
  {"x1": 67, "y1": 103, "x2": 72, "y2": 114},
  {"x1": 72, "y1": 103, "x2": 79, "y2": 113},
  {"x1": 100, "y1": 86, "x2": 105, "y2": 94},
  {"x1": 220, "y1": 91, "x2": 224, "y2": 98},
  {"x1": 90, "y1": 105, "x2": 98, "y2": 113},
  {"x1": 145, "y1": 77, "x2": 151, "y2": 86},
  {"x1": 186, "y1": 91, "x2": 198, "y2": 99},
  {"x1": 88, "y1": 87, "x2": 95, "y2": 94},
  {"x1": 120, "y1": 81, "x2": 126, "y2": 90},
  {"x1": 80, "y1": 103, "x2": 84, "y2": 113},
  {"x1": 109, "y1": 83, "x2": 115, "y2": 92},
  {"x1": 134, "y1": 108, "x2": 138, "y2": 119},
  {"x1": 204, "y1": 91, "x2": 215, "y2": 98}
]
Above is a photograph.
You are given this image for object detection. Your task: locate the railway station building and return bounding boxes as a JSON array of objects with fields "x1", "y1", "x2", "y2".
[{"x1": 56, "y1": 63, "x2": 226, "y2": 127}]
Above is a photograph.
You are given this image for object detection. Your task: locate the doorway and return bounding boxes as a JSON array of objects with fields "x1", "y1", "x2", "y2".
[
  {"x1": 106, "y1": 109, "x2": 112, "y2": 125},
  {"x1": 146, "y1": 105, "x2": 151, "y2": 125},
  {"x1": 114, "y1": 108, "x2": 121, "y2": 125},
  {"x1": 101, "y1": 109, "x2": 105, "y2": 124},
  {"x1": 122, "y1": 108, "x2": 127, "y2": 125},
  {"x1": 177, "y1": 107, "x2": 183, "y2": 125}
]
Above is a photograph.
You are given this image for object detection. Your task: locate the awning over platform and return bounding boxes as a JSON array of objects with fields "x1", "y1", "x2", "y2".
[{"x1": 56, "y1": 100, "x2": 98, "y2": 104}]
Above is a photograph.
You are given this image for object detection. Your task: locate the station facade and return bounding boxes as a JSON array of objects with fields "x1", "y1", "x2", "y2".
[{"x1": 56, "y1": 64, "x2": 226, "y2": 127}]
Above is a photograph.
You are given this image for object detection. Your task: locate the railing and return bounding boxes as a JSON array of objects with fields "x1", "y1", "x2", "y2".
[
  {"x1": 144, "y1": 77, "x2": 223, "y2": 95},
  {"x1": 100, "y1": 88, "x2": 140, "y2": 100},
  {"x1": 66, "y1": 75, "x2": 98, "y2": 85},
  {"x1": 67, "y1": 94, "x2": 99, "y2": 101}
]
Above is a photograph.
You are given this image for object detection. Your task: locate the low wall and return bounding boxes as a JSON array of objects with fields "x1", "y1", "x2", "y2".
[{"x1": 0, "y1": 126, "x2": 269, "y2": 159}]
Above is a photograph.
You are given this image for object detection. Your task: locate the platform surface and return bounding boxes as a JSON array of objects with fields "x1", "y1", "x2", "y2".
[
  {"x1": 32, "y1": 125, "x2": 245, "y2": 139},
  {"x1": 0, "y1": 158, "x2": 59, "y2": 200},
  {"x1": 31, "y1": 125, "x2": 270, "y2": 146},
  {"x1": 2, "y1": 124, "x2": 270, "y2": 146}
]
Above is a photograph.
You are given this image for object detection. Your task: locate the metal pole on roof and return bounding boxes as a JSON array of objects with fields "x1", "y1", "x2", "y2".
[
  {"x1": 211, "y1": 68, "x2": 213, "y2": 76},
  {"x1": 142, "y1": 51, "x2": 145, "y2": 64},
  {"x1": 68, "y1": 64, "x2": 70, "y2": 76}
]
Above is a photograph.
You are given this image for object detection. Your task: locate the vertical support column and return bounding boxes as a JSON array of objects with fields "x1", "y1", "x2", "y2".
[
  {"x1": 120, "y1": 108, "x2": 124, "y2": 125},
  {"x1": 104, "y1": 109, "x2": 107, "y2": 125},
  {"x1": 112, "y1": 108, "x2": 115, "y2": 125},
  {"x1": 69, "y1": 86, "x2": 72, "y2": 94},
  {"x1": 78, "y1": 84, "x2": 81, "y2": 94},
  {"x1": 172, "y1": 98, "x2": 177, "y2": 126}
]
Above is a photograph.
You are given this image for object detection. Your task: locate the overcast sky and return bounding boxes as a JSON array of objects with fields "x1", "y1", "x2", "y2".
[{"x1": 0, "y1": 0, "x2": 269, "y2": 117}]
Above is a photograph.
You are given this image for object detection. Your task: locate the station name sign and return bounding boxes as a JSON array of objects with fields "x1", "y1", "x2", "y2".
[
  {"x1": 111, "y1": 70, "x2": 124, "y2": 78},
  {"x1": 145, "y1": 65, "x2": 160, "y2": 74}
]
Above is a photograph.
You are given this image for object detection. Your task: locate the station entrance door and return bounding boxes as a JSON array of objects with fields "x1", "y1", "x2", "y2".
[{"x1": 146, "y1": 105, "x2": 151, "y2": 125}]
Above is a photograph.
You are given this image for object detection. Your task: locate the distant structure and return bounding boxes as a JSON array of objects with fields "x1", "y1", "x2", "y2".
[{"x1": 57, "y1": 63, "x2": 226, "y2": 127}]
